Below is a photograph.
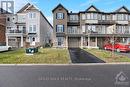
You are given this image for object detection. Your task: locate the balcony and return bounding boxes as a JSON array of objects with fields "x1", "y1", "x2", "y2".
[
  {"x1": 68, "y1": 20, "x2": 80, "y2": 26},
  {"x1": 6, "y1": 28, "x2": 26, "y2": 36},
  {"x1": 67, "y1": 28, "x2": 82, "y2": 37},
  {"x1": 98, "y1": 20, "x2": 116, "y2": 24}
]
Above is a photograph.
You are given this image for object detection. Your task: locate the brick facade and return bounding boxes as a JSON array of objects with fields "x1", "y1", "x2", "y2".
[{"x1": 0, "y1": 14, "x2": 6, "y2": 46}]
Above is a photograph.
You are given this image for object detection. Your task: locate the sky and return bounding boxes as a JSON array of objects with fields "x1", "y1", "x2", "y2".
[{"x1": 0, "y1": 0, "x2": 130, "y2": 25}]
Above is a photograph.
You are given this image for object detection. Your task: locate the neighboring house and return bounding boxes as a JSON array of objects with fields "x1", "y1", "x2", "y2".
[
  {"x1": 52, "y1": 4, "x2": 130, "y2": 48},
  {"x1": 0, "y1": 8, "x2": 11, "y2": 46},
  {"x1": 6, "y1": 3, "x2": 53, "y2": 48}
]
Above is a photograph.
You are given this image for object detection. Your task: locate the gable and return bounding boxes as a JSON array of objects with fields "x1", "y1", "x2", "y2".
[
  {"x1": 118, "y1": 8, "x2": 128, "y2": 12},
  {"x1": 52, "y1": 4, "x2": 68, "y2": 13},
  {"x1": 88, "y1": 7, "x2": 97, "y2": 12},
  {"x1": 25, "y1": 5, "x2": 38, "y2": 11},
  {"x1": 115, "y1": 6, "x2": 130, "y2": 13},
  {"x1": 86, "y1": 5, "x2": 100, "y2": 12}
]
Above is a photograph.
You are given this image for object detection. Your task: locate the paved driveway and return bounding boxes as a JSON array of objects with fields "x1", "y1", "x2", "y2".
[{"x1": 69, "y1": 48, "x2": 105, "y2": 63}]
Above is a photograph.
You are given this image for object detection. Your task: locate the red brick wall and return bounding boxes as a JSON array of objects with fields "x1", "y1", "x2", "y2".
[{"x1": 0, "y1": 14, "x2": 6, "y2": 45}]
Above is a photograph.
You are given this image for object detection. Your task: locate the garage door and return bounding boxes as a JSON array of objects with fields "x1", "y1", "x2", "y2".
[{"x1": 68, "y1": 37, "x2": 80, "y2": 48}]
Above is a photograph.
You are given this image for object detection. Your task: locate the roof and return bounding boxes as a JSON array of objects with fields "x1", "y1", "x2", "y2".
[
  {"x1": 85, "y1": 5, "x2": 100, "y2": 12},
  {"x1": 52, "y1": 4, "x2": 68, "y2": 13},
  {"x1": 115, "y1": 6, "x2": 130, "y2": 13},
  {"x1": 17, "y1": 3, "x2": 53, "y2": 29},
  {"x1": 17, "y1": 3, "x2": 31, "y2": 13}
]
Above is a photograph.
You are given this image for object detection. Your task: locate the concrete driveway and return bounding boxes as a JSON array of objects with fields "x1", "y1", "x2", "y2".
[{"x1": 69, "y1": 48, "x2": 105, "y2": 63}]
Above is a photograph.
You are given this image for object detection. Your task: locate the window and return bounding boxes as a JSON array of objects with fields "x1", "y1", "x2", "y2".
[
  {"x1": 98, "y1": 14, "x2": 102, "y2": 20},
  {"x1": 57, "y1": 37, "x2": 64, "y2": 46},
  {"x1": 116, "y1": 26, "x2": 127, "y2": 34},
  {"x1": 33, "y1": 25, "x2": 36, "y2": 32},
  {"x1": 117, "y1": 14, "x2": 128, "y2": 21},
  {"x1": 18, "y1": 15, "x2": 25, "y2": 22},
  {"x1": 56, "y1": 13, "x2": 64, "y2": 19},
  {"x1": 29, "y1": 12, "x2": 36, "y2": 19},
  {"x1": 87, "y1": 25, "x2": 97, "y2": 33},
  {"x1": 68, "y1": 26, "x2": 78, "y2": 34},
  {"x1": 69, "y1": 15, "x2": 78, "y2": 21},
  {"x1": 106, "y1": 15, "x2": 111, "y2": 20},
  {"x1": 86, "y1": 13, "x2": 98, "y2": 20},
  {"x1": 29, "y1": 25, "x2": 36, "y2": 33},
  {"x1": 7, "y1": 17, "x2": 10, "y2": 21},
  {"x1": 56, "y1": 25, "x2": 64, "y2": 32},
  {"x1": 102, "y1": 15, "x2": 106, "y2": 20}
]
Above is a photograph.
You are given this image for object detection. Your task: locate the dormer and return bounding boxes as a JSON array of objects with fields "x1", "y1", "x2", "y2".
[
  {"x1": 52, "y1": 4, "x2": 68, "y2": 13},
  {"x1": 115, "y1": 6, "x2": 130, "y2": 13},
  {"x1": 85, "y1": 5, "x2": 100, "y2": 12}
]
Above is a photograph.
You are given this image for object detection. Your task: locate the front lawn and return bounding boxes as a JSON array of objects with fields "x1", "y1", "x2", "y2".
[
  {"x1": 0, "y1": 48, "x2": 70, "y2": 64},
  {"x1": 85, "y1": 49, "x2": 130, "y2": 63}
]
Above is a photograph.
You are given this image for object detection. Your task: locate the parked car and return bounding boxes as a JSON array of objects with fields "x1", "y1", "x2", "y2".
[{"x1": 104, "y1": 43, "x2": 130, "y2": 52}]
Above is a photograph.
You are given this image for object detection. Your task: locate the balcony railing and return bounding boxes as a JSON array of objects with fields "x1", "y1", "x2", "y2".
[
  {"x1": 67, "y1": 29, "x2": 82, "y2": 34},
  {"x1": 98, "y1": 20, "x2": 116, "y2": 24},
  {"x1": 6, "y1": 29, "x2": 26, "y2": 34}
]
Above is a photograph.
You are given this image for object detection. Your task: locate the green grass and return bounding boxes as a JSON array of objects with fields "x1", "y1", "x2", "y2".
[
  {"x1": 0, "y1": 48, "x2": 70, "y2": 64},
  {"x1": 84, "y1": 49, "x2": 130, "y2": 63}
]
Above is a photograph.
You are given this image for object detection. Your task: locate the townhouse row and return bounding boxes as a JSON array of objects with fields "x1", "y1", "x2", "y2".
[
  {"x1": 0, "y1": 3, "x2": 53, "y2": 48},
  {"x1": 53, "y1": 4, "x2": 130, "y2": 48},
  {"x1": 1, "y1": 3, "x2": 130, "y2": 49}
]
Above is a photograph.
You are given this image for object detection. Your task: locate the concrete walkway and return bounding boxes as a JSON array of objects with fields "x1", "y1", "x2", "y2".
[{"x1": 69, "y1": 48, "x2": 105, "y2": 63}]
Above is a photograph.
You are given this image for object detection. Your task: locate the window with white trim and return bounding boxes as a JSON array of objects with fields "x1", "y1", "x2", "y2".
[
  {"x1": 57, "y1": 37, "x2": 64, "y2": 46},
  {"x1": 56, "y1": 13, "x2": 64, "y2": 19},
  {"x1": 56, "y1": 25, "x2": 64, "y2": 32},
  {"x1": 29, "y1": 25, "x2": 37, "y2": 33},
  {"x1": 29, "y1": 12, "x2": 36, "y2": 19},
  {"x1": 69, "y1": 15, "x2": 78, "y2": 21}
]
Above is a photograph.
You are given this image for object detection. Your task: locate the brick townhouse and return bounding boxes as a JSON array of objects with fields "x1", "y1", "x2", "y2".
[
  {"x1": 0, "y1": 8, "x2": 10, "y2": 46},
  {"x1": 52, "y1": 4, "x2": 130, "y2": 48}
]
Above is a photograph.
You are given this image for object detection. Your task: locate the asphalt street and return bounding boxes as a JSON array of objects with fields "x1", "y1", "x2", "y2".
[
  {"x1": 0, "y1": 64, "x2": 130, "y2": 87},
  {"x1": 69, "y1": 48, "x2": 105, "y2": 63}
]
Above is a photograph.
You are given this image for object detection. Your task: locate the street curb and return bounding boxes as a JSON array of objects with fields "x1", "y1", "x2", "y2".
[{"x1": 0, "y1": 63, "x2": 130, "y2": 66}]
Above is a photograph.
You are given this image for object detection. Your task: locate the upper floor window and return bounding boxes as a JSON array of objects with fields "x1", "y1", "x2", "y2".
[
  {"x1": 29, "y1": 25, "x2": 36, "y2": 33},
  {"x1": 18, "y1": 15, "x2": 26, "y2": 22},
  {"x1": 68, "y1": 26, "x2": 78, "y2": 34},
  {"x1": 69, "y1": 15, "x2": 78, "y2": 21},
  {"x1": 56, "y1": 13, "x2": 64, "y2": 19},
  {"x1": 102, "y1": 15, "x2": 106, "y2": 20},
  {"x1": 117, "y1": 14, "x2": 128, "y2": 21},
  {"x1": 106, "y1": 15, "x2": 111, "y2": 20},
  {"x1": 86, "y1": 13, "x2": 98, "y2": 20},
  {"x1": 56, "y1": 25, "x2": 64, "y2": 32},
  {"x1": 29, "y1": 12, "x2": 36, "y2": 19}
]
